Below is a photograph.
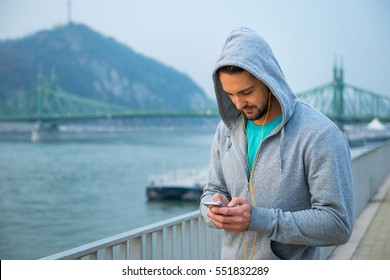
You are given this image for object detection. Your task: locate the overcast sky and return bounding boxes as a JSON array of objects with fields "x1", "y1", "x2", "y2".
[{"x1": 0, "y1": 0, "x2": 389, "y2": 98}]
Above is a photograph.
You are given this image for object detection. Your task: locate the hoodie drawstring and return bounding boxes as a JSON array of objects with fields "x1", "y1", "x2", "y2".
[
  {"x1": 280, "y1": 126, "x2": 285, "y2": 172},
  {"x1": 241, "y1": 90, "x2": 272, "y2": 260}
]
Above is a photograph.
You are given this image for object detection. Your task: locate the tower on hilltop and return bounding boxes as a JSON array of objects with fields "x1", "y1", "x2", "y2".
[{"x1": 67, "y1": 1, "x2": 72, "y2": 24}]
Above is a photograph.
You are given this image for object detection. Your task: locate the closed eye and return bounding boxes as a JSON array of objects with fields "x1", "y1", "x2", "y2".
[
  {"x1": 240, "y1": 89, "x2": 253, "y2": 96},
  {"x1": 224, "y1": 87, "x2": 254, "y2": 97}
]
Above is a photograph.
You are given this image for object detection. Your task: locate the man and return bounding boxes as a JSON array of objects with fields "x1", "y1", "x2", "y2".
[{"x1": 200, "y1": 27, "x2": 353, "y2": 260}]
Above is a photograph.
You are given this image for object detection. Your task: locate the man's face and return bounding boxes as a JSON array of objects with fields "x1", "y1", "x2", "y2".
[{"x1": 219, "y1": 70, "x2": 270, "y2": 125}]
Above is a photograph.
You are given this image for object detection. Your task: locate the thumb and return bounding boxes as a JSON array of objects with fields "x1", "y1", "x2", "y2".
[{"x1": 228, "y1": 197, "x2": 248, "y2": 207}]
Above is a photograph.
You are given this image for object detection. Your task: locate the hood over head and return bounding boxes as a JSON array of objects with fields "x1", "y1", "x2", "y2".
[{"x1": 213, "y1": 27, "x2": 298, "y2": 130}]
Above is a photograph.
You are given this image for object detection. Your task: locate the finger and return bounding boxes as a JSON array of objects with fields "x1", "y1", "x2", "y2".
[
  {"x1": 211, "y1": 217, "x2": 248, "y2": 232},
  {"x1": 208, "y1": 208, "x2": 250, "y2": 232},
  {"x1": 212, "y1": 193, "x2": 229, "y2": 206},
  {"x1": 209, "y1": 211, "x2": 232, "y2": 225},
  {"x1": 212, "y1": 193, "x2": 224, "y2": 202},
  {"x1": 228, "y1": 196, "x2": 248, "y2": 207},
  {"x1": 207, "y1": 210, "x2": 230, "y2": 229}
]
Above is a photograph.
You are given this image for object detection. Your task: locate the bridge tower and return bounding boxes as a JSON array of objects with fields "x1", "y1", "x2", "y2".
[
  {"x1": 36, "y1": 68, "x2": 44, "y2": 122},
  {"x1": 31, "y1": 70, "x2": 59, "y2": 142},
  {"x1": 332, "y1": 59, "x2": 345, "y2": 127}
]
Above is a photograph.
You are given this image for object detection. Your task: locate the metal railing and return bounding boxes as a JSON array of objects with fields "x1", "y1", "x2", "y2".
[
  {"x1": 41, "y1": 210, "x2": 223, "y2": 260},
  {"x1": 42, "y1": 140, "x2": 390, "y2": 260},
  {"x1": 351, "y1": 140, "x2": 390, "y2": 218},
  {"x1": 320, "y1": 140, "x2": 390, "y2": 259}
]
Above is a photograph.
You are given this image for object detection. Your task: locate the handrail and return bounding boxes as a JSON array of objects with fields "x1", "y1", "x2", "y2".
[{"x1": 41, "y1": 210, "x2": 223, "y2": 260}]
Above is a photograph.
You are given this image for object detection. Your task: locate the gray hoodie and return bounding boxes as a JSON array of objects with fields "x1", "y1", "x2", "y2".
[{"x1": 200, "y1": 27, "x2": 353, "y2": 260}]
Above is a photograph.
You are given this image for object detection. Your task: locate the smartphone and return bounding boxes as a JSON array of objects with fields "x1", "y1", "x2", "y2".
[{"x1": 203, "y1": 201, "x2": 224, "y2": 208}]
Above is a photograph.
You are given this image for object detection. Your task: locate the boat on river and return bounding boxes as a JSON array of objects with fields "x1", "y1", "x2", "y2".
[{"x1": 146, "y1": 169, "x2": 207, "y2": 201}]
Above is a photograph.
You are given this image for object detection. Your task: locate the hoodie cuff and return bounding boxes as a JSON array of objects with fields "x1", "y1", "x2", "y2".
[{"x1": 248, "y1": 207, "x2": 274, "y2": 236}]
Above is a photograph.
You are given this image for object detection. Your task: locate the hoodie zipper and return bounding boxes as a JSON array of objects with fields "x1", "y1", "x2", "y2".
[{"x1": 240, "y1": 93, "x2": 271, "y2": 260}]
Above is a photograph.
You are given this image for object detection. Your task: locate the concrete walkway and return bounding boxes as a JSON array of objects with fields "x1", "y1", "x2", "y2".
[{"x1": 329, "y1": 174, "x2": 390, "y2": 260}]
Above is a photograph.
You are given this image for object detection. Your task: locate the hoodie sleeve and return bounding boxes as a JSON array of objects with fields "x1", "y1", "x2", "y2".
[
  {"x1": 200, "y1": 122, "x2": 232, "y2": 228},
  {"x1": 249, "y1": 124, "x2": 354, "y2": 246}
]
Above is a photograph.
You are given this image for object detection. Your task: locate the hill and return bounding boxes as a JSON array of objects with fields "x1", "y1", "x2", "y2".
[{"x1": 0, "y1": 23, "x2": 215, "y2": 111}]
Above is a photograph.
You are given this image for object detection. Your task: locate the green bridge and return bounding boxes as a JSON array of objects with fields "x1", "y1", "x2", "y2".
[{"x1": 1, "y1": 64, "x2": 390, "y2": 125}]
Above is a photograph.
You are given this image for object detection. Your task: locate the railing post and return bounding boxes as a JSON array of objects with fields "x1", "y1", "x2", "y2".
[
  {"x1": 191, "y1": 218, "x2": 199, "y2": 259},
  {"x1": 143, "y1": 233, "x2": 153, "y2": 259},
  {"x1": 165, "y1": 226, "x2": 173, "y2": 259},
  {"x1": 129, "y1": 236, "x2": 142, "y2": 260},
  {"x1": 175, "y1": 224, "x2": 182, "y2": 259},
  {"x1": 155, "y1": 230, "x2": 163, "y2": 259},
  {"x1": 104, "y1": 246, "x2": 113, "y2": 260},
  {"x1": 183, "y1": 220, "x2": 191, "y2": 259},
  {"x1": 199, "y1": 217, "x2": 207, "y2": 259}
]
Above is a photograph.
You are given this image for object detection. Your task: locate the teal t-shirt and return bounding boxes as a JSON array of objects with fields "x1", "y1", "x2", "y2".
[{"x1": 246, "y1": 114, "x2": 282, "y2": 171}]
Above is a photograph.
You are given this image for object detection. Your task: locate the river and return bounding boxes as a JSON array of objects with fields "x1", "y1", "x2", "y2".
[{"x1": 0, "y1": 122, "x2": 215, "y2": 259}]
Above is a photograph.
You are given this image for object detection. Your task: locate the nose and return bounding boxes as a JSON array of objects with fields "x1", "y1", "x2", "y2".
[{"x1": 232, "y1": 95, "x2": 246, "y2": 110}]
